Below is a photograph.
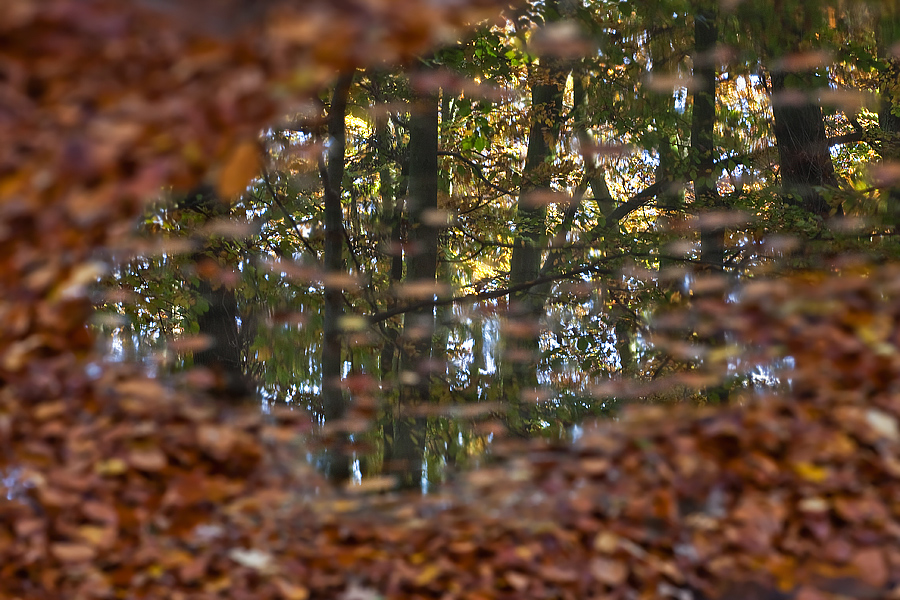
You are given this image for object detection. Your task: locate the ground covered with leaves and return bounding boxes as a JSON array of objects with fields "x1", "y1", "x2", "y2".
[
  {"x1": 6, "y1": 269, "x2": 900, "y2": 599},
  {"x1": 3, "y1": 1, "x2": 900, "y2": 599}
]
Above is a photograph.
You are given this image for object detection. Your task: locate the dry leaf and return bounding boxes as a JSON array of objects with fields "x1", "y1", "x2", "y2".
[
  {"x1": 590, "y1": 557, "x2": 628, "y2": 585},
  {"x1": 217, "y1": 140, "x2": 261, "y2": 198},
  {"x1": 51, "y1": 543, "x2": 96, "y2": 563}
]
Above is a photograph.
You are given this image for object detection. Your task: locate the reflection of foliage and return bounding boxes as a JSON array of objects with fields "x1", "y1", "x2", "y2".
[{"x1": 9, "y1": 0, "x2": 900, "y2": 597}]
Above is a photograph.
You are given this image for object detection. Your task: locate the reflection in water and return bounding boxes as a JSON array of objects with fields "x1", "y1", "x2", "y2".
[{"x1": 2, "y1": 468, "x2": 33, "y2": 502}]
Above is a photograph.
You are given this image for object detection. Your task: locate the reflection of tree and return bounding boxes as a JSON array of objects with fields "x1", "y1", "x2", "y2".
[
  {"x1": 770, "y1": 69, "x2": 842, "y2": 218},
  {"x1": 320, "y1": 73, "x2": 354, "y2": 483},
  {"x1": 182, "y1": 186, "x2": 255, "y2": 402},
  {"x1": 94, "y1": 0, "x2": 900, "y2": 486},
  {"x1": 390, "y1": 75, "x2": 440, "y2": 489},
  {"x1": 503, "y1": 54, "x2": 568, "y2": 434}
]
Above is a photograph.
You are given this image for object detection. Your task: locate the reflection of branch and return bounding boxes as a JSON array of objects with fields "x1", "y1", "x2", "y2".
[
  {"x1": 458, "y1": 195, "x2": 501, "y2": 216},
  {"x1": 825, "y1": 130, "x2": 863, "y2": 147},
  {"x1": 261, "y1": 171, "x2": 320, "y2": 261},
  {"x1": 458, "y1": 228, "x2": 517, "y2": 248},
  {"x1": 607, "y1": 180, "x2": 665, "y2": 223},
  {"x1": 341, "y1": 225, "x2": 385, "y2": 324},
  {"x1": 368, "y1": 260, "x2": 613, "y2": 324},
  {"x1": 651, "y1": 355, "x2": 672, "y2": 380},
  {"x1": 437, "y1": 150, "x2": 517, "y2": 198},
  {"x1": 606, "y1": 129, "x2": 866, "y2": 224},
  {"x1": 710, "y1": 131, "x2": 863, "y2": 176}
]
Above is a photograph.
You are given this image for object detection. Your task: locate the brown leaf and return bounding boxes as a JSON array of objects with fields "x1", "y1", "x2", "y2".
[
  {"x1": 50, "y1": 542, "x2": 96, "y2": 563},
  {"x1": 504, "y1": 571, "x2": 529, "y2": 591},
  {"x1": 851, "y1": 547, "x2": 888, "y2": 589},
  {"x1": 168, "y1": 335, "x2": 213, "y2": 353},
  {"x1": 198, "y1": 424, "x2": 238, "y2": 459},
  {"x1": 82, "y1": 501, "x2": 118, "y2": 524},
  {"x1": 344, "y1": 476, "x2": 397, "y2": 495},
  {"x1": 217, "y1": 140, "x2": 261, "y2": 198},
  {"x1": 590, "y1": 557, "x2": 628, "y2": 585},
  {"x1": 127, "y1": 448, "x2": 168, "y2": 472},
  {"x1": 77, "y1": 524, "x2": 116, "y2": 549}
]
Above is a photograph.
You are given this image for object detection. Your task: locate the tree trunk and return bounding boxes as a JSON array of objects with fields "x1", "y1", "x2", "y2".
[
  {"x1": 691, "y1": 3, "x2": 729, "y2": 405},
  {"x1": 390, "y1": 81, "x2": 439, "y2": 490},
  {"x1": 193, "y1": 258, "x2": 251, "y2": 401},
  {"x1": 877, "y1": 7, "x2": 900, "y2": 232},
  {"x1": 321, "y1": 72, "x2": 354, "y2": 484},
  {"x1": 692, "y1": 5, "x2": 723, "y2": 273},
  {"x1": 180, "y1": 185, "x2": 253, "y2": 403},
  {"x1": 770, "y1": 69, "x2": 840, "y2": 218},
  {"x1": 502, "y1": 58, "x2": 566, "y2": 434},
  {"x1": 375, "y1": 107, "x2": 402, "y2": 381}
]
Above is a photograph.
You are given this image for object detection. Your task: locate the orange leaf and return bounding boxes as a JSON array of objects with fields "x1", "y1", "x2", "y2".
[
  {"x1": 128, "y1": 448, "x2": 168, "y2": 472},
  {"x1": 217, "y1": 140, "x2": 260, "y2": 198},
  {"x1": 851, "y1": 547, "x2": 888, "y2": 589},
  {"x1": 51, "y1": 542, "x2": 96, "y2": 563}
]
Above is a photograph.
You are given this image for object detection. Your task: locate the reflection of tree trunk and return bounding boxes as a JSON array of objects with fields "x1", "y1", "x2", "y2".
[
  {"x1": 374, "y1": 92, "x2": 404, "y2": 473},
  {"x1": 642, "y1": 27, "x2": 688, "y2": 383},
  {"x1": 469, "y1": 314, "x2": 486, "y2": 401},
  {"x1": 321, "y1": 72, "x2": 354, "y2": 484},
  {"x1": 433, "y1": 248, "x2": 453, "y2": 388},
  {"x1": 179, "y1": 185, "x2": 253, "y2": 402},
  {"x1": 376, "y1": 109, "x2": 402, "y2": 381},
  {"x1": 691, "y1": 3, "x2": 729, "y2": 405},
  {"x1": 390, "y1": 81, "x2": 439, "y2": 490},
  {"x1": 433, "y1": 101, "x2": 454, "y2": 396},
  {"x1": 503, "y1": 57, "x2": 566, "y2": 434},
  {"x1": 612, "y1": 302, "x2": 633, "y2": 376},
  {"x1": 692, "y1": 5, "x2": 723, "y2": 273},
  {"x1": 770, "y1": 69, "x2": 840, "y2": 218},
  {"x1": 877, "y1": 9, "x2": 900, "y2": 231},
  {"x1": 193, "y1": 259, "x2": 251, "y2": 400}
]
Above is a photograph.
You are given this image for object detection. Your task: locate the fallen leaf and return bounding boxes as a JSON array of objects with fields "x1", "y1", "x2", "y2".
[
  {"x1": 589, "y1": 557, "x2": 628, "y2": 585},
  {"x1": 228, "y1": 547, "x2": 275, "y2": 571},
  {"x1": 851, "y1": 547, "x2": 888, "y2": 589},
  {"x1": 217, "y1": 140, "x2": 261, "y2": 198},
  {"x1": 128, "y1": 448, "x2": 168, "y2": 472},
  {"x1": 51, "y1": 543, "x2": 96, "y2": 563}
]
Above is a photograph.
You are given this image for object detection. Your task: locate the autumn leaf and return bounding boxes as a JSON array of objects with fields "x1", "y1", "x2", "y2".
[
  {"x1": 50, "y1": 543, "x2": 97, "y2": 563},
  {"x1": 127, "y1": 448, "x2": 168, "y2": 472},
  {"x1": 217, "y1": 140, "x2": 262, "y2": 198},
  {"x1": 589, "y1": 557, "x2": 629, "y2": 585}
]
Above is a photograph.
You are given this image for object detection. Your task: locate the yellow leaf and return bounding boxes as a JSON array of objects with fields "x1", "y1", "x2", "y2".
[
  {"x1": 331, "y1": 499, "x2": 361, "y2": 513},
  {"x1": 514, "y1": 546, "x2": 533, "y2": 560},
  {"x1": 593, "y1": 531, "x2": 619, "y2": 554},
  {"x1": 274, "y1": 579, "x2": 310, "y2": 600},
  {"x1": 414, "y1": 563, "x2": 441, "y2": 586},
  {"x1": 95, "y1": 458, "x2": 128, "y2": 476},
  {"x1": 77, "y1": 525, "x2": 109, "y2": 546},
  {"x1": 793, "y1": 462, "x2": 829, "y2": 483}
]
